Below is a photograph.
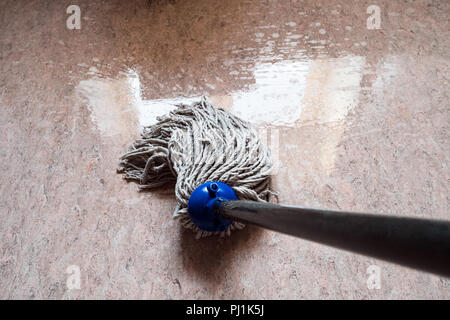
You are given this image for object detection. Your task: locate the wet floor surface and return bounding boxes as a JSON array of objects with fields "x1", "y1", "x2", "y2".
[{"x1": 0, "y1": 0, "x2": 449, "y2": 298}]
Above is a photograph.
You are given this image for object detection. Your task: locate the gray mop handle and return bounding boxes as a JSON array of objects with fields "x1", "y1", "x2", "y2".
[{"x1": 218, "y1": 200, "x2": 450, "y2": 277}]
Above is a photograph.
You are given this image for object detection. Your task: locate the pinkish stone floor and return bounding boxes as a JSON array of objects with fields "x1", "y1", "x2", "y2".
[{"x1": 0, "y1": 0, "x2": 449, "y2": 299}]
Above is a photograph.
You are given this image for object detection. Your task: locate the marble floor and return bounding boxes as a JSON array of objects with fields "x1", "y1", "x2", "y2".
[{"x1": 0, "y1": 0, "x2": 449, "y2": 299}]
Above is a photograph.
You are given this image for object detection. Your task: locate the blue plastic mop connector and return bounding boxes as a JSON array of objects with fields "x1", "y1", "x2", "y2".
[{"x1": 188, "y1": 181, "x2": 237, "y2": 232}]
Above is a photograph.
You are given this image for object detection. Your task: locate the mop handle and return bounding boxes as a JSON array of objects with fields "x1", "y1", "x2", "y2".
[{"x1": 218, "y1": 200, "x2": 450, "y2": 277}]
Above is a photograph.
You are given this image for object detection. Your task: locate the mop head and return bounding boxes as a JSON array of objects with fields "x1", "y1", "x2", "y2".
[{"x1": 117, "y1": 97, "x2": 275, "y2": 238}]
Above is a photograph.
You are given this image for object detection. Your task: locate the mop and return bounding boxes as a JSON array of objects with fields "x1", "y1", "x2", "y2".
[
  {"x1": 118, "y1": 97, "x2": 450, "y2": 277},
  {"x1": 117, "y1": 97, "x2": 276, "y2": 238}
]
